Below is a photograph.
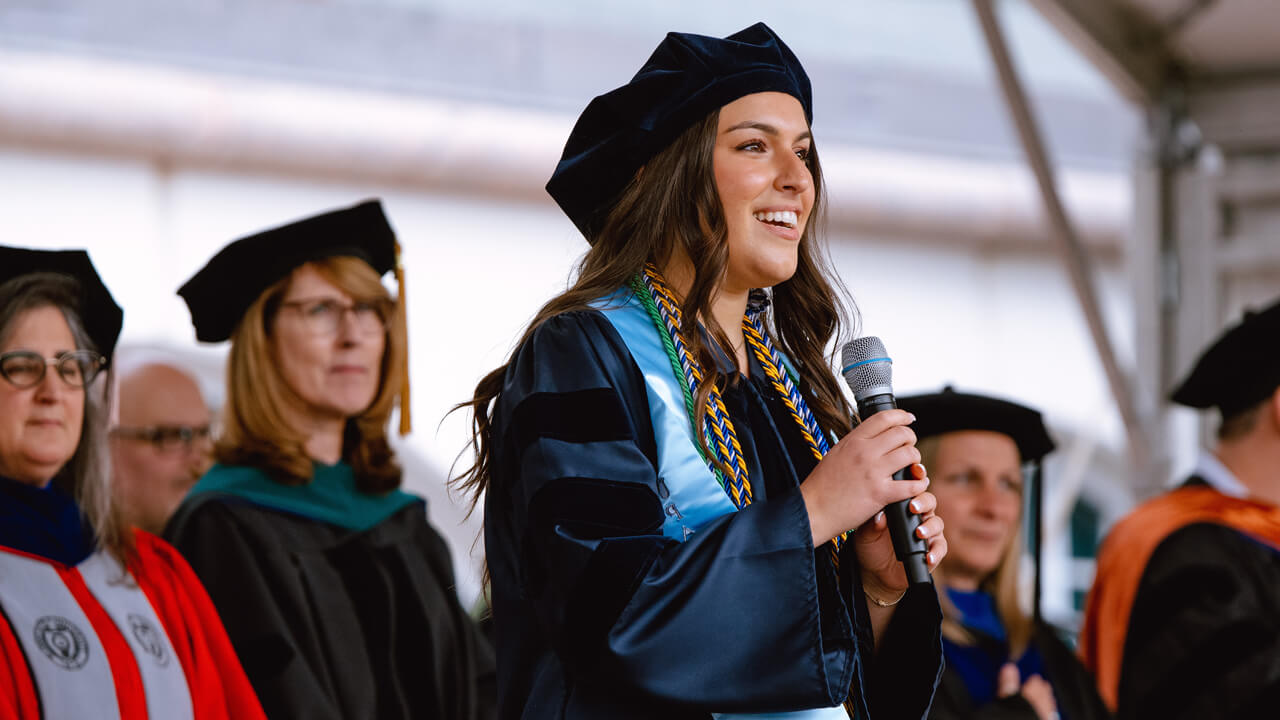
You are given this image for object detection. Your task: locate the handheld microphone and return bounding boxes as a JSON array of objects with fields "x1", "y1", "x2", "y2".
[{"x1": 841, "y1": 337, "x2": 931, "y2": 586}]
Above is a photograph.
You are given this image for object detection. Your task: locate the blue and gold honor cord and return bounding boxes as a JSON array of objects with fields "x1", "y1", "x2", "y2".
[{"x1": 631, "y1": 265, "x2": 847, "y2": 552}]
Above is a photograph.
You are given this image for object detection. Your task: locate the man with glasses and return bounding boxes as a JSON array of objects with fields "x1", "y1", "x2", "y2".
[{"x1": 110, "y1": 360, "x2": 213, "y2": 534}]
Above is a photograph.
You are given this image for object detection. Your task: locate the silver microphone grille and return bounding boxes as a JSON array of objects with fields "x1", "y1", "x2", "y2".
[{"x1": 841, "y1": 336, "x2": 893, "y2": 400}]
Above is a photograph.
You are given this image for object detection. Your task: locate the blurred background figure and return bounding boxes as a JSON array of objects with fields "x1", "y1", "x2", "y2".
[
  {"x1": 110, "y1": 360, "x2": 213, "y2": 534},
  {"x1": 166, "y1": 201, "x2": 495, "y2": 720},
  {"x1": 1081, "y1": 299, "x2": 1280, "y2": 719},
  {"x1": 900, "y1": 388, "x2": 1110, "y2": 720},
  {"x1": 0, "y1": 246, "x2": 264, "y2": 719}
]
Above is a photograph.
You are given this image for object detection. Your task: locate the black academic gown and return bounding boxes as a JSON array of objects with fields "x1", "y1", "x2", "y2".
[
  {"x1": 486, "y1": 310, "x2": 943, "y2": 719},
  {"x1": 1116, "y1": 519, "x2": 1280, "y2": 719},
  {"x1": 165, "y1": 487, "x2": 497, "y2": 720},
  {"x1": 930, "y1": 622, "x2": 1111, "y2": 720}
]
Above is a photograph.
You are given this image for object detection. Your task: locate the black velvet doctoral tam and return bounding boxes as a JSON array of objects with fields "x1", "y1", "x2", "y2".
[
  {"x1": 1171, "y1": 296, "x2": 1280, "y2": 418},
  {"x1": 897, "y1": 386, "x2": 1055, "y2": 464},
  {"x1": 545, "y1": 22, "x2": 813, "y2": 239}
]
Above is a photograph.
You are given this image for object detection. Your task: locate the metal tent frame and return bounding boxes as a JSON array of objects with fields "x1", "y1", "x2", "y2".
[{"x1": 978, "y1": 0, "x2": 1280, "y2": 501}]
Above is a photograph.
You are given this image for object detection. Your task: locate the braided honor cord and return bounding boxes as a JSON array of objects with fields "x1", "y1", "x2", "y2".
[
  {"x1": 742, "y1": 312, "x2": 831, "y2": 461},
  {"x1": 631, "y1": 265, "x2": 847, "y2": 552},
  {"x1": 742, "y1": 292, "x2": 849, "y2": 553},
  {"x1": 631, "y1": 268, "x2": 752, "y2": 507}
]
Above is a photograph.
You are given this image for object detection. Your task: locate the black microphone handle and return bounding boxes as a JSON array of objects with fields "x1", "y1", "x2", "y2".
[{"x1": 857, "y1": 393, "x2": 932, "y2": 586}]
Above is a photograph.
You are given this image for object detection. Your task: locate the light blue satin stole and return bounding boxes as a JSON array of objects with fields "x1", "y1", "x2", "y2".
[{"x1": 593, "y1": 289, "x2": 849, "y2": 720}]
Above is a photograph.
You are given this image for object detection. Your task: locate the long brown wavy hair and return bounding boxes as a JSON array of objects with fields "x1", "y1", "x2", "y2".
[
  {"x1": 453, "y1": 107, "x2": 858, "y2": 512},
  {"x1": 217, "y1": 256, "x2": 405, "y2": 493}
]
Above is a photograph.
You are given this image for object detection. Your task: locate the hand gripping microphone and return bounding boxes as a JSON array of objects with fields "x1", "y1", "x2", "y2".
[{"x1": 841, "y1": 337, "x2": 932, "y2": 586}]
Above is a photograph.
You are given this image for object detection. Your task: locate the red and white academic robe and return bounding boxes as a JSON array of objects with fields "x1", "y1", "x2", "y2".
[{"x1": 0, "y1": 530, "x2": 265, "y2": 720}]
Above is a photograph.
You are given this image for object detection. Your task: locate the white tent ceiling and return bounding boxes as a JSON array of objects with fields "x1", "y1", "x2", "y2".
[
  {"x1": 1034, "y1": 0, "x2": 1280, "y2": 103},
  {"x1": 1023, "y1": 0, "x2": 1280, "y2": 496},
  {"x1": 1129, "y1": 0, "x2": 1280, "y2": 75}
]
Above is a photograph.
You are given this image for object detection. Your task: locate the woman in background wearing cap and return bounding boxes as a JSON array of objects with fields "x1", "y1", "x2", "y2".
[
  {"x1": 0, "y1": 247, "x2": 264, "y2": 719},
  {"x1": 896, "y1": 388, "x2": 1109, "y2": 720},
  {"x1": 456, "y1": 24, "x2": 946, "y2": 719},
  {"x1": 165, "y1": 201, "x2": 495, "y2": 720}
]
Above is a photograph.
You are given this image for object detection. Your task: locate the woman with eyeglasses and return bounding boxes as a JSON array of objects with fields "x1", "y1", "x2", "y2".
[
  {"x1": 0, "y1": 247, "x2": 264, "y2": 719},
  {"x1": 164, "y1": 201, "x2": 495, "y2": 720}
]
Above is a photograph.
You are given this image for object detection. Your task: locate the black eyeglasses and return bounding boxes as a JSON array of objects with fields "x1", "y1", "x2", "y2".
[
  {"x1": 277, "y1": 297, "x2": 392, "y2": 337},
  {"x1": 0, "y1": 350, "x2": 105, "y2": 389},
  {"x1": 112, "y1": 424, "x2": 212, "y2": 453}
]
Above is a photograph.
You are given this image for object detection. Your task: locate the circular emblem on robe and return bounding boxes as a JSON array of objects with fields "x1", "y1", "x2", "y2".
[
  {"x1": 33, "y1": 616, "x2": 90, "y2": 670},
  {"x1": 127, "y1": 613, "x2": 170, "y2": 667}
]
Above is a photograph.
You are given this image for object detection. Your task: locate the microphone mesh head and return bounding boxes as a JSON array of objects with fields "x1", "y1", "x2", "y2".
[{"x1": 841, "y1": 336, "x2": 893, "y2": 399}]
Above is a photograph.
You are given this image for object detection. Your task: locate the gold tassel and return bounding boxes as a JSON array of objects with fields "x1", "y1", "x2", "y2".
[{"x1": 395, "y1": 240, "x2": 412, "y2": 436}]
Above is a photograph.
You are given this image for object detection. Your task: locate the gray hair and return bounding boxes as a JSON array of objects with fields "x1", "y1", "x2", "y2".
[{"x1": 0, "y1": 272, "x2": 127, "y2": 562}]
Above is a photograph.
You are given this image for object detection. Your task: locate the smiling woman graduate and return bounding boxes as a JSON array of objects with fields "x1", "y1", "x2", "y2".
[
  {"x1": 165, "y1": 201, "x2": 495, "y2": 720},
  {"x1": 454, "y1": 23, "x2": 947, "y2": 720}
]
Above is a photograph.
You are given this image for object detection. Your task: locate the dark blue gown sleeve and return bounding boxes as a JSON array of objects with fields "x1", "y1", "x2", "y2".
[{"x1": 488, "y1": 310, "x2": 939, "y2": 715}]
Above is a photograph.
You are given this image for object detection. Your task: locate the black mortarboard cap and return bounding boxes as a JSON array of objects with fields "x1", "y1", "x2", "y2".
[
  {"x1": 178, "y1": 200, "x2": 397, "y2": 343},
  {"x1": 0, "y1": 246, "x2": 123, "y2": 365},
  {"x1": 897, "y1": 386, "x2": 1056, "y2": 463},
  {"x1": 546, "y1": 22, "x2": 812, "y2": 239},
  {"x1": 1170, "y1": 297, "x2": 1280, "y2": 417}
]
